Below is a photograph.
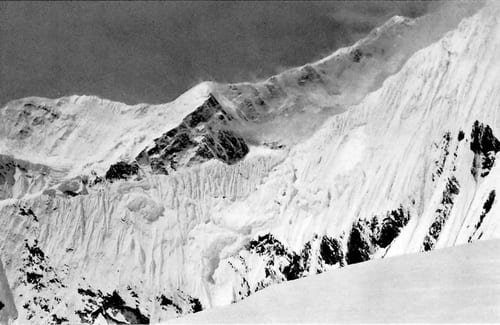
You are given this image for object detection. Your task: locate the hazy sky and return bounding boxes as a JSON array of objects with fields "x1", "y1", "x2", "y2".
[{"x1": 0, "y1": 1, "x2": 439, "y2": 106}]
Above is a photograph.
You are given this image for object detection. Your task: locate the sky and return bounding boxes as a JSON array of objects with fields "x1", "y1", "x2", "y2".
[{"x1": 0, "y1": 1, "x2": 439, "y2": 106}]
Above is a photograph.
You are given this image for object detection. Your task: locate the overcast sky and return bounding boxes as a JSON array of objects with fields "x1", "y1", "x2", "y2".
[{"x1": 0, "y1": 1, "x2": 439, "y2": 106}]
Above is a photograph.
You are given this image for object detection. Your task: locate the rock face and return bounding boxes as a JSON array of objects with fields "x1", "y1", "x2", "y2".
[
  {"x1": 136, "y1": 94, "x2": 249, "y2": 175},
  {"x1": 105, "y1": 161, "x2": 140, "y2": 182},
  {"x1": 0, "y1": 1, "x2": 498, "y2": 323},
  {"x1": 470, "y1": 121, "x2": 500, "y2": 178},
  {"x1": 346, "y1": 207, "x2": 411, "y2": 264}
]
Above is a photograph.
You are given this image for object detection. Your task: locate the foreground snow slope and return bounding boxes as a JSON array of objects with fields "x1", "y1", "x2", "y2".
[
  {"x1": 0, "y1": 1, "x2": 497, "y2": 323},
  {"x1": 173, "y1": 239, "x2": 500, "y2": 324}
]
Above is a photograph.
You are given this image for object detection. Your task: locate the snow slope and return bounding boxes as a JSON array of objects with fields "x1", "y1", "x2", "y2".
[
  {"x1": 172, "y1": 239, "x2": 500, "y2": 324},
  {"x1": 0, "y1": 1, "x2": 498, "y2": 323},
  {"x1": 0, "y1": 258, "x2": 17, "y2": 325}
]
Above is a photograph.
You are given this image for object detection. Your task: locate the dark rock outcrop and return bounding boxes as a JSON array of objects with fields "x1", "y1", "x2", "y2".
[
  {"x1": 374, "y1": 207, "x2": 411, "y2": 248},
  {"x1": 319, "y1": 236, "x2": 344, "y2": 267},
  {"x1": 432, "y1": 132, "x2": 452, "y2": 181},
  {"x1": 346, "y1": 221, "x2": 372, "y2": 265},
  {"x1": 470, "y1": 121, "x2": 500, "y2": 178},
  {"x1": 242, "y1": 233, "x2": 344, "y2": 290},
  {"x1": 76, "y1": 288, "x2": 149, "y2": 324},
  {"x1": 351, "y1": 49, "x2": 363, "y2": 63},
  {"x1": 346, "y1": 206, "x2": 411, "y2": 265},
  {"x1": 422, "y1": 176, "x2": 460, "y2": 251},
  {"x1": 244, "y1": 233, "x2": 306, "y2": 284},
  {"x1": 136, "y1": 94, "x2": 249, "y2": 175},
  {"x1": 19, "y1": 206, "x2": 38, "y2": 222},
  {"x1": 105, "y1": 161, "x2": 139, "y2": 182},
  {"x1": 155, "y1": 292, "x2": 203, "y2": 317},
  {"x1": 157, "y1": 295, "x2": 182, "y2": 314},
  {"x1": 469, "y1": 190, "x2": 496, "y2": 242},
  {"x1": 297, "y1": 65, "x2": 322, "y2": 86}
]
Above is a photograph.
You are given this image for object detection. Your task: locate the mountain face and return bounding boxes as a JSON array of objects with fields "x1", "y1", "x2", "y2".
[{"x1": 0, "y1": 1, "x2": 498, "y2": 324}]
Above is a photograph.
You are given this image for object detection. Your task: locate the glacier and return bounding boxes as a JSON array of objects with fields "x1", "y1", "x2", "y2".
[{"x1": 0, "y1": 0, "x2": 499, "y2": 323}]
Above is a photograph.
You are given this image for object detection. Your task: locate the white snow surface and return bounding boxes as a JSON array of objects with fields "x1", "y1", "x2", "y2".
[
  {"x1": 0, "y1": 258, "x2": 17, "y2": 324},
  {"x1": 0, "y1": 1, "x2": 498, "y2": 323},
  {"x1": 172, "y1": 239, "x2": 500, "y2": 324}
]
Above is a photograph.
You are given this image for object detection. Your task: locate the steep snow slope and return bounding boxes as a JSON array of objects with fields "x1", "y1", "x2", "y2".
[
  {"x1": 173, "y1": 239, "x2": 500, "y2": 324},
  {"x1": 0, "y1": 1, "x2": 497, "y2": 324},
  {"x1": 205, "y1": 0, "x2": 500, "y2": 307},
  {"x1": 0, "y1": 258, "x2": 17, "y2": 324}
]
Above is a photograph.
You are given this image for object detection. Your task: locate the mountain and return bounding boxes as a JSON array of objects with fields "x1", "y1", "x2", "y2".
[
  {"x1": 0, "y1": 1, "x2": 498, "y2": 324},
  {"x1": 171, "y1": 239, "x2": 500, "y2": 323}
]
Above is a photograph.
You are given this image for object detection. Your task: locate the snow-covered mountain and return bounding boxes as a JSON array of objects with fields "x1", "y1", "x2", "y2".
[
  {"x1": 171, "y1": 239, "x2": 500, "y2": 323},
  {"x1": 0, "y1": 1, "x2": 499, "y2": 323}
]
